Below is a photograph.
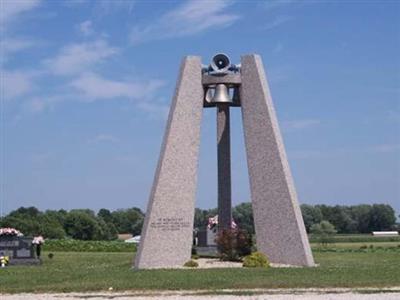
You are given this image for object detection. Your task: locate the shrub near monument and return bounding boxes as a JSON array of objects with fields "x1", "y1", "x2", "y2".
[
  {"x1": 216, "y1": 229, "x2": 252, "y2": 261},
  {"x1": 243, "y1": 252, "x2": 269, "y2": 268}
]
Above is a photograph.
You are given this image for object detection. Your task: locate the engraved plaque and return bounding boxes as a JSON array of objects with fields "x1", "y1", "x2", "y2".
[
  {"x1": 0, "y1": 240, "x2": 19, "y2": 247},
  {"x1": 16, "y1": 248, "x2": 31, "y2": 258},
  {"x1": 2, "y1": 250, "x2": 14, "y2": 258}
]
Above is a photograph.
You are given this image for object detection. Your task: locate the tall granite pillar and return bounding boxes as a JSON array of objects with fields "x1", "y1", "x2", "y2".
[
  {"x1": 134, "y1": 56, "x2": 204, "y2": 269},
  {"x1": 217, "y1": 104, "x2": 232, "y2": 231},
  {"x1": 240, "y1": 55, "x2": 315, "y2": 266}
]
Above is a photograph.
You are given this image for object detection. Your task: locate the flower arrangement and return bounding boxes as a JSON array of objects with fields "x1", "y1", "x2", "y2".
[
  {"x1": 0, "y1": 228, "x2": 23, "y2": 237},
  {"x1": 32, "y1": 236, "x2": 45, "y2": 245},
  {"x1": 0, "y1": 255, "x2": 10, "y2": 267}
]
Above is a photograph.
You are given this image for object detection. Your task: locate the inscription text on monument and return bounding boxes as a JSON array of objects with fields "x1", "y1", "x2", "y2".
[{"x1": 150, "y1": 217, "x2": 190, "y2": 232}]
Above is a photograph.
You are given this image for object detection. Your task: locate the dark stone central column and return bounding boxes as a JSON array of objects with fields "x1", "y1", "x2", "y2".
[{"x1": 217, "y1": 104, "x2": 232, "y2": 232}]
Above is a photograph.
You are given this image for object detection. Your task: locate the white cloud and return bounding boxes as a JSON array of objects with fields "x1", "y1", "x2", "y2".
[
  {"x1": 1, "y1": 1, "x2": 42, "y2": 64},
  {"x1": 70, "y1": 72, "x2": 165, "y2": 101},
  {"x1": 1, "y1": 38, "x2": 40, "y2": 66},
  {"x1": 0, "y1": 0, "x2": 41, "y2": 27},
  {"x1": 130, "y1": 0, "x2": 240, "y2": 44},
  {"x1": 44, "y1": 39, "x2": 118, "y2": 75},
  {"x1": 2, "y1": 70, "x2": 35, "y2": 100},
  {"x1": 21, "y1": 94, "x2": 78, "y2": 114},
  {"x1": 283, "y1": 119, "x2": 321, "y2": 131},
  {"x1": 2, "y1": 37, "x2": 37, "y2": 58},
  {"x1": 78, "y1": 20, "x2": 94, "y2": 36}
]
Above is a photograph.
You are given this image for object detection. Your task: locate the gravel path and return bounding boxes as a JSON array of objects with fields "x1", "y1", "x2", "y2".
[{"x1": 2, "y1": 288, "x2": 400, "y2": 300}]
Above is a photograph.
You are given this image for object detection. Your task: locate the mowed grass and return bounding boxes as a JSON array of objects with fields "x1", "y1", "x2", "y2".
[
  {"x1": 1, "y1": 248, "x2": 400, "y2": 293},
  {"x1": 313, "y1": 241, "x2": 400, "y2": 249},
  {"x1": 308, "y1": 234, "x2": 400, "y2": 244}
]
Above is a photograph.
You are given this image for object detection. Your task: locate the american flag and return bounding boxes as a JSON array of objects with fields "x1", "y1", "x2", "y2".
[{"x1": 207, "y1": 215, "x2": 237, "y2": 229}]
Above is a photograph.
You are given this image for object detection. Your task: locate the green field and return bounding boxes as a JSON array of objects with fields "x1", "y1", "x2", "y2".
[
  {"x1": 1, "y1": 243, "x2": 400, "y2": 294},
  {"x1": 313, "y1": 242, "x2": 400, "y2": 250},
  {"x1": 308, "y1": 234, "x2": 400, "y2": 244}
]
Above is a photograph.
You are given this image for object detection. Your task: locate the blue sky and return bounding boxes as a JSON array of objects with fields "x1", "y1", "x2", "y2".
[{"x1": 1, "y1": 0, "x2": 399, "y2": 217}]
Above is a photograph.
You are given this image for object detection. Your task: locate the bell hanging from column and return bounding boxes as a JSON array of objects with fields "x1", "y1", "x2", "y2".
[{"x1": 211, "y1": 84, "x2": 231, "y2": 104}]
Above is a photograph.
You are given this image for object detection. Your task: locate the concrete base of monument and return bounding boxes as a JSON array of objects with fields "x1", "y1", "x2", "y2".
[
  {"x1": 183, "y1": 258, "x2": 318, "y2": 269},
  {"x1": 195, "y1": 246, "x2": 218, "y2": 257}
]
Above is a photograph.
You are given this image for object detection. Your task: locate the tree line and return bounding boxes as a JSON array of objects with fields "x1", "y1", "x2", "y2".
[
  {"x1": 0, "y1": 203, "x2": 398, "y2": 240},
  {"x1": 0, "y1": 206, "x2": 144, "y2": 240},
  {"x1": 301, "y1": 204, "x2": 397, "y2": 234},
  {"x1": 192, "y1": 203, "x2": 398, "y2": 234}
]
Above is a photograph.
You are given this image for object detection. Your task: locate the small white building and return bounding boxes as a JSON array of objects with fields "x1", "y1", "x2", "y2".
[
  {"x1": 125, "y1": 235, "x2": 141, "y2": 243},
  {"x1": 371, "y1": 231, "x2": 399, "y2": 236}
]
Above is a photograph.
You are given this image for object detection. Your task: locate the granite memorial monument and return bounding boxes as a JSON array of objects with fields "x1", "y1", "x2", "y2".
[{"x1": 134, "y1": 54, "x2": 315, "y2": 269}]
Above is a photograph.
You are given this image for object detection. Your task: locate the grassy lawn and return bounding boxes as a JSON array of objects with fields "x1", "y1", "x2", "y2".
[
  {"x1": 308, "y1": 234, "x2": 400, "y2": 244},
  {"x1": 313, "y1": 242, "x2": 400, "y2": 249},
  {"x1": 1, "y1": 249, "x2": 399, "y2": 293}
]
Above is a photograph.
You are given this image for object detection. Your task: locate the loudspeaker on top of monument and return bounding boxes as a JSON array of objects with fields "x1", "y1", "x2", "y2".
[
  {"x1": 204, "y1": 53, "x2": 240, "y2": 75},
  {"x1": 211, "y1": 53, "x2": 230, "y2": 73}
]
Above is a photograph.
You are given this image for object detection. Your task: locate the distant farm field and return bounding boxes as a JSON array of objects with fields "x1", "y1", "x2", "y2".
[
  {"x1": 1, "y1": 240, "x2": 400, "y2": 293},
  {"x1": 308, "y1": 234, "x2": 400, "y2": 244}
]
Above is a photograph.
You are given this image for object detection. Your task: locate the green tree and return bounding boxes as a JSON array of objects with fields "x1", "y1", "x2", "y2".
[
  {"x1": 350, "y1": 205, "x2": 372, "y2": 233},
  {"x1": 369, "y1": 204, "x2": 396, "y2": 231},
  {"x1": 8, "y1": 206, "x2": 41, "y2": 219},
  {"x1": 331, "y1": 206, "x2": 355, "y2": 233},
  {"x1": 98, "y1": 209, "x2": 113, "y2": 224},
  {"x1": 64, "y1": 211, "x2": 102, "y2": 240},
  {"x1": 43, "y1": 210, "x2": 67, "y2": 226},
  {"x1": 310, "y1": 221, "x2": 337, "y2": 246},
  {"x1": 194, "y1": 208, "x2": 207, "y2": 229},
  {"x1": 233, "y1": 203, "x2": 254, "y2": 234},
  {"x1": 97, "y1": 208, "x2": 118, "y2": 240},
  {"x1": 111, "y1": 208, "x2": 145, "y2": 235},
  {"x1": 96, "y1": 217, "x2": 118, "y2": 240},
  {"x1": 0, "y1": 215, "x2": 41, "y2": 236},
  {"x1": 38, "y1": 213, "x2": 66, "y2": 239},
  {"x1": 300, "y1": 204, "x2": 323, "y2": 232}
]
